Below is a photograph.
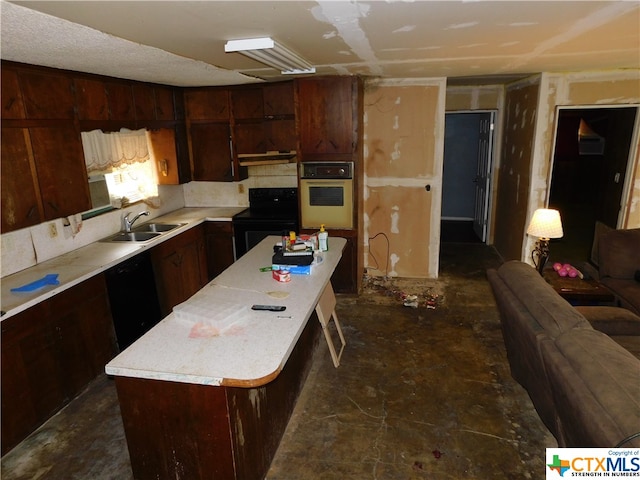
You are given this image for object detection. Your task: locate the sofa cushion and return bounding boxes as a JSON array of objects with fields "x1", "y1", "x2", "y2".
[
  {"x1": 574, "y1": 306, "x2": 640, "y2": 336},
  {"x1": 541, "y1": 329, "x2": 640, "y2": 447},
  {"x1": 600, "y1": 277, "x2": 640, "y2": 317},
  {"x1": 598, "y1": 228, "x2": 640, "y2": 280},
  {"x1": 497, "y1": 261, "x2": 592, "y2": 338}
]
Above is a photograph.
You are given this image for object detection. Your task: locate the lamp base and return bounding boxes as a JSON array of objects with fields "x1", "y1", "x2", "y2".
[{"x1": 531, "y1": 238, "x2": 550, "y2": 275}]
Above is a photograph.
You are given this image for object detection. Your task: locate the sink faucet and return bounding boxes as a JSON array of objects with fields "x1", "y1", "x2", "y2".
[{"x1": 123, "y1": 211, "x2": 150, "y2": 232}]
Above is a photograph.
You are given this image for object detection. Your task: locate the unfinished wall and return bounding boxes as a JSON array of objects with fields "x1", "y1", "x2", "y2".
[
  {"x1": 363, "y1": 79, "x2": 446, "y2": 278},
  {"x1": 493, "y1": 77, "x2": 541, "y2": 261},
  {"x1": 445, "y1": 85, "x2": 504, "y2": 112},
  {"x1": 523, "y1": 70, "x2": 640, "y2": 261}
]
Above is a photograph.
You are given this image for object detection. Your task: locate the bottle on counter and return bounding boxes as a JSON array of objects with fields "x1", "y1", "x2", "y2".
[{"x1": 318, "y1": 224, "x2": 328, "y2": 252}]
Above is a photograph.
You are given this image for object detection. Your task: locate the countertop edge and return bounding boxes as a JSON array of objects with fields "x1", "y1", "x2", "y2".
[{"x1": 1, "y1": 207, "x2": 246, "y2": 320}]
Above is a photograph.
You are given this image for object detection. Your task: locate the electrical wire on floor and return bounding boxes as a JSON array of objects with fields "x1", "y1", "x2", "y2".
[{"x1": 363, "y1": 232, "x2": 439, "y2": 310}]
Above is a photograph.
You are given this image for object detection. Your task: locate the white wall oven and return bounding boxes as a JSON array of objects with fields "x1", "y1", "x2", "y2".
[{"x1": 299, "y1": 162, "x2": 353, "y2": 229}]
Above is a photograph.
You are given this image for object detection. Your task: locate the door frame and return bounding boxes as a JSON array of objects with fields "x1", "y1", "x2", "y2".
[
  {"x1": 442, "y1": 109, "x2": 497, "y2": 243},
  {"x1": 546, "y1": 105, "x2": 640, "y2": 229}
]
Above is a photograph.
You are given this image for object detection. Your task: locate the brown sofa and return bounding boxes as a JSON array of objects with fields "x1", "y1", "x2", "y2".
[
  {"x1": 584, "y1": 225, "x2": 640, "y2": 316},
  {"x1": 487, "y1": 260, "x2": 640, "y2": 447}
]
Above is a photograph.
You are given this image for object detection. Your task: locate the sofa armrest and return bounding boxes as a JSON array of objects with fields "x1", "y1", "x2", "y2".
[{"x1": 580, "y1": 262, "x2": 600, "y2": 281}]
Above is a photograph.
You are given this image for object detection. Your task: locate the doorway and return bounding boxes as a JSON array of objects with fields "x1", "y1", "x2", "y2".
[
  {"x1": 548, "y1": 106, "x2": 638, "y2": 266},
  {"x1": 441, "y1": 111, "x2": 495, "y2": 243}
]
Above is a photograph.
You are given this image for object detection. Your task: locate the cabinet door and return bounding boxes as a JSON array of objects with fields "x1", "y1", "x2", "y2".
[
  {"x1": 1, "y1": 127, "x2": 43, "y2": 232},
  {"x1": 204, "y1": 222, "x2": 235, "y2": 280},
  {"x1": 154, "y1": 86, "x2": 175, "y2": 120},
  {"x1": 1, "y1": 274, "x2": 117, "y2": 455},
  {"x1": 329, "y1": 232, "x2": 357, "y2": 293},
  {"x1": 231, "y1": 87, "x2": 263, "y2": 119},
  {"x1": 234, "y1": 122, "x2": 266, "y2": 154},
  {"x1": 151, "y1": 226, "x2": 208, "y2": 316},
  {"x1": 190, "y1": 123, "x2": 232, "y2": 181},
  {"x1": 19, "y1": 70, "x2": 75, "y2": 119},
  {"x1": 29, "y1": 125, "x2": 92, "y2": 220},
  {"x1": 133, "y1": 84, "x2": 157, "y2": 121},
  {"x1": 1, "y1": 68, "x2": 25, "y2": 119},
  {"x1": 74, "y1": 77, "x2": 109, "y2": 121},
  {"x1": 1, "y1": 302, "x2": 54, "y2": 456},
  {"x1": 185, "y1": 89, "x2": 229, "y2": 120},
  {"x1": 263, "y1": 82, "x2": 294, "y2": 117},
  {"x1": 105, "y1": 82, "x2": 135, "y2": 121},
  {"x1": 297, "y1": 77, "x2": 355, "y2": 157},
  {"x1": 148, "y1": 128, "x2": 180, "y2": 185},
  {"x1": 264, "y1": 118, "x2": 297, "y2": 152}
]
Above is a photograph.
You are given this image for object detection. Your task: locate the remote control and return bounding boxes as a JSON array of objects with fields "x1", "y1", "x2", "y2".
[{"x1": 251, "y1": 305, "x2": 286, "y2": 312}]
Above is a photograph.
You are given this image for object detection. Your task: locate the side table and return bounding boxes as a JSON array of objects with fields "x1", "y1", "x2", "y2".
[{"x1": 543, "y1": 268, "x2": 615, "y2": 306}]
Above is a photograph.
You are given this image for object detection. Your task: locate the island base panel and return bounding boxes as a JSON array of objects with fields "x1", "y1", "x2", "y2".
[{"x1": 114, "y1": 313, "x2": 322, "y2": 480}]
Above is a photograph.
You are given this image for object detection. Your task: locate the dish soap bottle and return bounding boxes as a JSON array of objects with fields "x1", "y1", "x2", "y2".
[{"x1": 318, "y1": 224, "x2": 328, "y2": 252}]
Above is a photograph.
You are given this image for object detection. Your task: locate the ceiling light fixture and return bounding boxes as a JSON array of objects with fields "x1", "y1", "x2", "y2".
[{"x1": 224, "y1": 37, "x2": 315, "y2": 75}]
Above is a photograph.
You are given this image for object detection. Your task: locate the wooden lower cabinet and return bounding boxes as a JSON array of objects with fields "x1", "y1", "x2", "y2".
[
  {"x1": 204, "y1": 221, "x2": 235, "y2": 280},
  {"x1": 151, "y1": 225, "x2": 208, "y2": 317},
  {"x1": 0, "y1": 274, "x2": 117, "y2": 455},
  {"x1": 114, "y1": 312, "x2": 321, "y2": 480}
]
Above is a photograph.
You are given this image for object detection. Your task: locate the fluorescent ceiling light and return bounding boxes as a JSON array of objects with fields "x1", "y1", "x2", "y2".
[{"x1": 225, "y1": 37, "x2": 315, "y2": 75}]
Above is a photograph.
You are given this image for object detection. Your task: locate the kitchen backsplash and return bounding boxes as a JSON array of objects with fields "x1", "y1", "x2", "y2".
[{"x1": 1, "y1": 164, "x2": 297, "y2": 278}]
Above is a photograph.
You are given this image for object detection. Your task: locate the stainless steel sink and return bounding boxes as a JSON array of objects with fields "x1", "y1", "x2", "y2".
[
  {"x1": 102, "y1": 231, "x2": 162, "y2": 242},
  {"x1": 132, "y1": 223, "x2": 184, "y2": 233}
]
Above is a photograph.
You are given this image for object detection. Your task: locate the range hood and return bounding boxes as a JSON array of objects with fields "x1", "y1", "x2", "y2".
[{"x1": 237, "y1": 150, "x2": 297, "y2": 166}]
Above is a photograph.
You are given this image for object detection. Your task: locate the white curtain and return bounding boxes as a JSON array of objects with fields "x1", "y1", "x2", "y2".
[{"x1": 81, "y1": 128, "x2": 150, "y2": 175}]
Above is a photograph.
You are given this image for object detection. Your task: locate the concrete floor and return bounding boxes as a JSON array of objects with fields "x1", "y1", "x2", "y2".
[{"x1": 1, "y1": 243, "x2": 556, "y2": 479}]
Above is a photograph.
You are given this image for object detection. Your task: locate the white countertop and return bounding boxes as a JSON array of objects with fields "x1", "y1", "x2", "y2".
[
  {"x1": 0, "y1": 207, "x2": 246, "y2": 320},
  {"x1": 105, "y1": 236, "x2": 346, "y2": 387}
]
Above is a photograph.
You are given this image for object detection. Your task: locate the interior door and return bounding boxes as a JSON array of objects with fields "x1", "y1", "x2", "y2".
[{"x1": 473, "y1": 113, "x2": 495, "y2": 241}]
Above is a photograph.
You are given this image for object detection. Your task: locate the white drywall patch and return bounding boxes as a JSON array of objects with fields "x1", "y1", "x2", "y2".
[{"x1": 390, "y1": 206, "x2": 400, "y2": 234}]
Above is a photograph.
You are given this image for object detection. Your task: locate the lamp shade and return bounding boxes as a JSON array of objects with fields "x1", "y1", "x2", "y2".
[{"x1": 526, "y1": 208, "x2": 563, "y2": 239}]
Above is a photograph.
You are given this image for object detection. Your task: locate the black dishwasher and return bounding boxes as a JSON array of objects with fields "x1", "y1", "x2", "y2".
[{"x1": 105, "y1": 251, "x2": 163, "y2": 351}]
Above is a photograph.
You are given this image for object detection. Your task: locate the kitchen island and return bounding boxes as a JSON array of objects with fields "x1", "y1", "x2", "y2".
[{"x1": 106, "y1": 236, "x2": 346, "y2": 480}]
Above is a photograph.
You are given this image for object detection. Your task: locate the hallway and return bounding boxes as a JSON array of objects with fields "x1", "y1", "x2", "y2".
[{"x1": 1, "y1": 243, "x2": 556, "y2": 479}]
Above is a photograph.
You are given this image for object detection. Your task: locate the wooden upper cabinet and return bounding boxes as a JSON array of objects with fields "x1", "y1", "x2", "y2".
[
  {"x1": 231, "y1": 87, "x2": 263, "y2": 119},
  {"x1": 184, "y1": 88, "x2": 230, "y2": 120},
  {"x1": 1, "y1": 128, "x2": 42, "y2": 232},
  {"x1": 133, "y1": 84, "x2": 156, "y2": 121},
  {"x1": 296, "y1": 77, "x2": 356, "y2": 158},
  {"x1": 1, "y1": 69, "x2": 25, "y2": 119},
  {"x1": 154, "y1": 86, "x2": 175, "y2": 120},
  {"x1": 74, "y1": 78, "x2": 109, "y2": 121},
  {"x1": 147, "y1": 128, "x2": 180, "y2": 185},
  {"x1": 19, "y1": 71, "x2": 75, "y2": 119},
  {"x1": 29, "y1": 125, "x2": 91, "y2": 220},
  {"x1": 263, "y1": 82, "x2": 294, "y2": 117},
  {"x1": 189, "y1": 123, "x2": 232, "y2": 181},
  {"x1": 105, "y1": 82, "x2": 135, "y2": 121}
]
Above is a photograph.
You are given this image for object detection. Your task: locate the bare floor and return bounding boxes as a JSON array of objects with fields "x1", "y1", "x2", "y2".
[{"x1": 1, "y1": 244, "x2": 556, "y2": 479}]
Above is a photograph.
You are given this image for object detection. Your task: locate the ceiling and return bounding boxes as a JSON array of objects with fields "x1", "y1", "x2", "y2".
[{"x1": 2, "y1": 1, "x2": 639, "y2": 87}]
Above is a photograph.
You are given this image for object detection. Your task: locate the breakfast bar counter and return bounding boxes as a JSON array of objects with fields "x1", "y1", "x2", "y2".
[{"x1": 105, "y1": 236, "x2": 346, "y2": 479}]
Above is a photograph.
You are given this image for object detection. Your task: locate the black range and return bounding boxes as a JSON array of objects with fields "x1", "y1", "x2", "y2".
[{"x1": 232, "y1": 187, "x2": 299, "y2": 259}]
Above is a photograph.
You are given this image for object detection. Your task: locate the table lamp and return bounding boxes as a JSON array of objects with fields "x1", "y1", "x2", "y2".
[{"x1": 526, "y1": 208, "x2": 564, "y2": 275}]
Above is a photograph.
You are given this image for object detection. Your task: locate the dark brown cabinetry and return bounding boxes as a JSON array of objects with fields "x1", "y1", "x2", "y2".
[
  {"x1": 1, "y1": 127, "x2": 43, "y2": 232},
  {"x1": 1, "y1": 274, "x2": 117, "y2": 455},
  {"x1": 151, "y1": 225, "x2": 209, "y2": 317},
  {"x1": 296, "y1": 76, "x2": 359, "y2": 161},
  {"x1": 296, "y1": 76, "x2": 364, "y2": 293},
  {"x1": 1, "y1": 68, "x2": 25, "y2": 119},
  {"x1": 19, "y1": 70, "x2": 75, "y2": 120},
  {"x1": 29, "y1": 125, "x2": 92, "y2": 220},
  {"x1": 232, "y1": 81, "x2": 296, "y2": 158},
  {"x1": 184, "y1": 87, "x2": 243, "y2": 181},
  {"x1": 204, "y1": 221, "x2": 235, "y2": 280}
]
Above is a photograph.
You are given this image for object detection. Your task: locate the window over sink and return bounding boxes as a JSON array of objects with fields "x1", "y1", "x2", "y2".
[{"x1": 81, "y1": 128, "x2": 160, "y2": 217}]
